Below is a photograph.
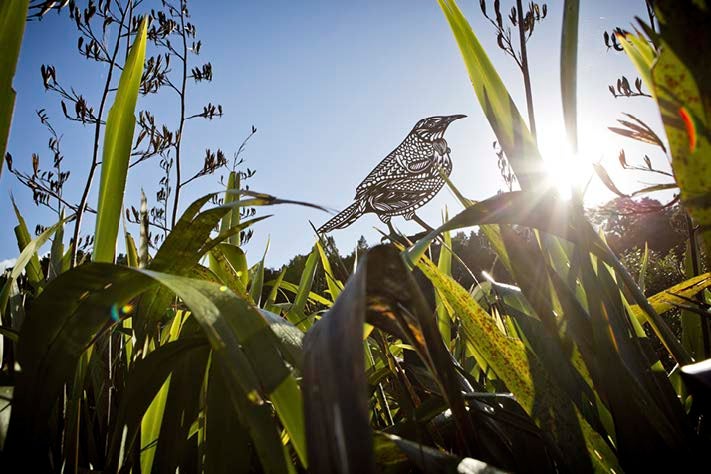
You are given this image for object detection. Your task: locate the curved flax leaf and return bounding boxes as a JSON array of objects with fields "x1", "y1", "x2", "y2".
[
  {"x1": 0, "y1": 215, "x2": 70, "y2": 318},
  {"x1": 437, "y1": 0, "x2": 544, "y2": 189},
  {"x1": 140, "y1": 270, "x2": 306, "y2": 471},
  {"x1": 651, "y1": 2, "x2": 711, "y2": 266},
  {"x1": 4, "y1": 264, "x2": 155, "y2": 470},
  {"x1": 5, "y1": 260, "x2": 305, "y2": 472},
  {"x1": 93, "y1": 17, "x2": 148, "y2": 262},
  {"x1": 303, "y1": 245, "x2": 479, "y2": 474},
  {"x1": 134, "y1": 193, "x2": 267, "y2": 343},
  {"x1": 0, "y1": 0, "x2": 29, "y2": 166}
]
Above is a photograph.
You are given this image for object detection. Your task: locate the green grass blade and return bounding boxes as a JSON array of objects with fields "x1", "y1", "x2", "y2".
[
  {"x1": 561, "y1": 0, "x2": 580, "y2": 151},
  {"x1": 264, "y1": 266, "x2": 287, "y2": 313},
  {"x1": 284, "y1": 245, "x2": 320, "y2": 329},
  {"x1": 249, "y1": 240, "x2": 268, "y2": 306},
  {"x1": 48, "y1": 210, "x2": 66, "y2": 281},
  {"x1": 1, "y1": 215, "x2": 69, "y2": 317},
  {"x1": 638, "y1": 243, "x2": 649, "y2": 294},
  {"x1": 316, "y1": 240, "x2": 343, "y2": 302},
  {"x1": 219, "y1": 171, "x2": 242, "y2": 245},
  {"x1": 93, "y1": 17, "x2": 148, "y2": 262},
  {"x1": 0, "y1": 0, "x2": 29, "y2": 167},
  {"x1": 681, "y1": 242, "x2": 705, "y2": 360},
  {"x1": 125, "y1": 232, "x2": 139, "y2": 268},
  {"x1": 436, "y1": 228, "x2": 452, "y2": 343},
  {"x1": 11, "y1": 199, "x2": 43, "y2": 288},
  {"x1": 153, "y1": 319, "x2": 211, "y2": 473}
]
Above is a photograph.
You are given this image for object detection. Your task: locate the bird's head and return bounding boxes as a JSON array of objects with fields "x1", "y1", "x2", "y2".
[{"x1": 412, "y1": 114, "x2": 466, "y2": 141}]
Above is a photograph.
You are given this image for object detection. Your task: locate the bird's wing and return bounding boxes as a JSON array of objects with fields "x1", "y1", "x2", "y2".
[
  {"x1": 354, "y1": 151, "x2": 399, "y2": 197},
  {"x1": 354, "y1": 151, "x2": 435, "y2": 199},
  {"x1": 362, "y1": 176, "x2": 442, "y2": 215}
]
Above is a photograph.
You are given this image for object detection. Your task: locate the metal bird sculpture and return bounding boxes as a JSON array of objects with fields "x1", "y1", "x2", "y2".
[{"x1": 317, "y1": 114, "x2": 466, "y2": 234}]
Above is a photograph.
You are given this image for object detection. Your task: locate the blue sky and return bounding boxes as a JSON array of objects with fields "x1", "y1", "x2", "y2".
[{"x1": 1, "y1": 0, "x2": 669, "y2": 269}]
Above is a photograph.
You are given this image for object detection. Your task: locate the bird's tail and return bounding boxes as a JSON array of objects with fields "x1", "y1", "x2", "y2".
[{"x1": 318, "y1": 202, "x2": 363, "y2": 234}]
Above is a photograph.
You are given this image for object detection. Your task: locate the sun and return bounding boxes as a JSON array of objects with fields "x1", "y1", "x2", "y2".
[
  {"x1": 535, "y1": 125, "x2": 620, "y2": 204},
  {"x1": 536, "y1": 131, "x2": 591, "y2": 200}
]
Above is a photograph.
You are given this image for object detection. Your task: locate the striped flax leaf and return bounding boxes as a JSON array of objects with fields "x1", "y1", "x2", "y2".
[
  {"x1": 268, "y1": 279, "x2": 332, "y2": 308},
  {"x1": 209, "y1": 243, "x2": 249, "y2": 294},
  {"x1": 416, "y1": 256, "x2": 619, "y2": 472},
  {"x1": 621, "y1": 3, "x2": 711, "y2": 265}
]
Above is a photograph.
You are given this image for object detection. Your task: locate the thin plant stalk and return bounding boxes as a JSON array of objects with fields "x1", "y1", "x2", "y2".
[
  {"x1": 170, "y1": 1, "x2": 188, "y2": 228},
  {"x1": 516, "y1": 0, "x2": 537, "y2": 141}
]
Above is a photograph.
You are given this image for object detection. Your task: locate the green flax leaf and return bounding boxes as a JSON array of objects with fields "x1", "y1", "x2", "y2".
[
  {"x1": 561, "y1": 0, "x2": 580, "y2": 151},
  {"x1": 0, "y1": 0, "x2": 29, "y2": 168},
  {"x1": 93, "y1": 17, "x2": 148, "y2": 262}
]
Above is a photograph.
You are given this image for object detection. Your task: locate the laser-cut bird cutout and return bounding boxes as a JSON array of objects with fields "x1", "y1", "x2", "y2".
[{"x1": 318, "y1": 114, "x2": 466, "y2": 234}]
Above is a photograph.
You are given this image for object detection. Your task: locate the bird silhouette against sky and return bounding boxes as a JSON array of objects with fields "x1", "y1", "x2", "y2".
[{"x1": 318, "y1": 114, "x2": 466, "y2": 234}]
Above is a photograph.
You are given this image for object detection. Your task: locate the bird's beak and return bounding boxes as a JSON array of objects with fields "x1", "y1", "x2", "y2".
[{"x1": 436, "y1": 114, "x2": 466, "y2": 133}]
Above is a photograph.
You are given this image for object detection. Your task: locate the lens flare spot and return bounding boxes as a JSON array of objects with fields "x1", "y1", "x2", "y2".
[
  {"x1": 219, "y1": 285, "x2": 228, "y2": 292},
  {"x1": 679, "y1": 107, "x2": 697, "y2": 153},
  {"x1": 110, "y1": 303, "x2": 135, "y2": 321}
]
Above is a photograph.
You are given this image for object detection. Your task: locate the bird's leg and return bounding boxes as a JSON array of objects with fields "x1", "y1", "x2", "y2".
[
  {"x1": 411, "y1": 213, "x2": 434, "y2": 232},
  {"x1": 387, "y1": 221, "x2": 397, "y2": 236}
]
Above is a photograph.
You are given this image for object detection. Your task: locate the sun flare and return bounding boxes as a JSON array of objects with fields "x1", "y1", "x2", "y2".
[{"x1": 536, "y1": 125, "x2": 619, "y2": 204}]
